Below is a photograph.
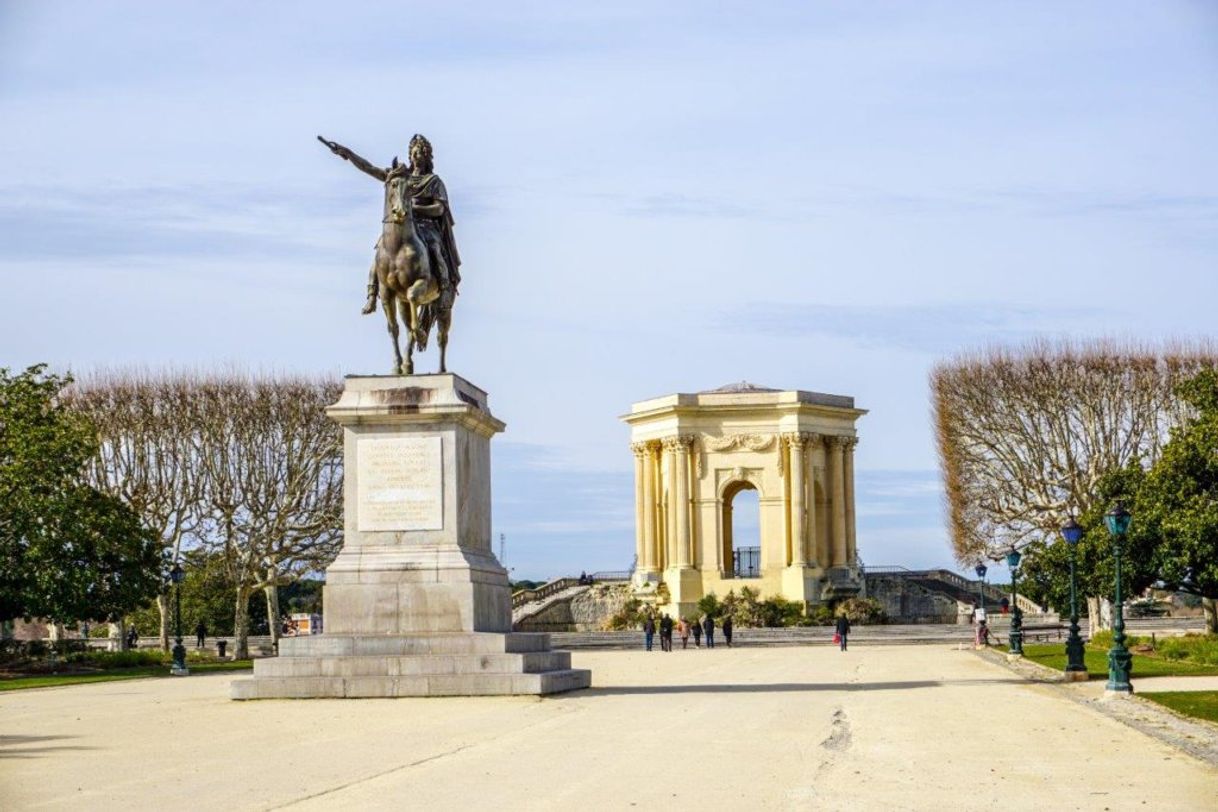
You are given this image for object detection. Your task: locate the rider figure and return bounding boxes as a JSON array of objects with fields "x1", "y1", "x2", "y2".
[{"x1": 322, "y1": 134, "x2": 461, "y2": 313}]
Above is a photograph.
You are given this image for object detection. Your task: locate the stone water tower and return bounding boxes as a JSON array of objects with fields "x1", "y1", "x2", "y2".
[{"x1": 622, "y1": 382, "x2": 866, "y2": 619}]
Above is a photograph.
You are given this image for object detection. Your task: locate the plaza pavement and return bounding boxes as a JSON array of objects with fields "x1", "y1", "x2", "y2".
[{"x1": 2, "y1": 644, "x2": 1216, "y2": 811}]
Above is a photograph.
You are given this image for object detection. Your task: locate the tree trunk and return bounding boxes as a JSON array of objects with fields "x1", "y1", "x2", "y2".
[
  {"x1": 1085, "y1": 596, "x2": 1113, "y2": 636},
  {"x1": 157, "y1": 593, "x2": 170, "y2": 652},
  {"x1": 1203, "y1": 597, "x2": 1218, "y2": 634},
  {"x1": 265, "y1": 574, "x2": 281, "y2": 650},
  {"x1": 108, "y1": 620, "x2": 126, "y2": 652},
  {"x1": 48, "y1": 623, "x2": 64, "y2": 642},
  {"x1": 233, "y1": 588, "x2": 251, "y2": 660}
]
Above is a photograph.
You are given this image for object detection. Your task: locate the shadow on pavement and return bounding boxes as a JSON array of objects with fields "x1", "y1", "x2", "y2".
[
  {"x1": 558, "y1": 678, "x2": 1027, "y2": 698},
  {"x1": 0, "y1": 734, "x2": 93, "y2": 759}
]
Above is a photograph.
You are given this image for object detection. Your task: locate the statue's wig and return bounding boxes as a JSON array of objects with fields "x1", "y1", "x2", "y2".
[{"x1": 409, "y1": 134, "x2": 434, "y2": 173}]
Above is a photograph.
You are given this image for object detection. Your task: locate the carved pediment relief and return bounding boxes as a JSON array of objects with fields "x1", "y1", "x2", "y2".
[{"x1": 702, "y1": 433, "x2": 775, "y2": 453}]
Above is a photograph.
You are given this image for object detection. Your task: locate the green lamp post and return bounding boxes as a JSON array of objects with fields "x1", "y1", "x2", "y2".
[
  {"x1": 1006, "y1": 548, "x2": 1023, "y2": 656},
  {"x1": 169, "y1": 562, "x2": 189, "y2": 676},
  {"x1": 1060, "y1": 517, "x2": 1088, "y2": 680},
  {"x1": 1103, "y1": 502, "x2": 1133, "y2": 694}
]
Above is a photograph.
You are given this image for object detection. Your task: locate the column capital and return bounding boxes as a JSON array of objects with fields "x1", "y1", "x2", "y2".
[
  {"x1": 844, "y1": 436, "x2": 859, "y2": 450},
  {"x1": 630, "y1": 441, "x2": 650, "y2": 458},
  {"x1": 781, "y1": 431, "x2": 812, "y2": 449},
  {"x1": 662, "y1": 434, "x2": 694, "y2": 453},
  {"x1": 829, "y1": 434, "x2": 851, "y2": 449}
]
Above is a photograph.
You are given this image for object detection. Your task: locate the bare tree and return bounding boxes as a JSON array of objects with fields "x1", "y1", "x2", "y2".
[
  {"x1": 68, "y1": 371, "x2": 202, "y2": 651},
  {"x1": 192, "y1": 374, "x2": 343, "y2": 659},
  {"x1": 932, "y1": 339, "x2": 1218, "y2": 563}
]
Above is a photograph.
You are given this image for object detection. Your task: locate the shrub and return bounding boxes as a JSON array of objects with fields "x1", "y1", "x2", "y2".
[
  {"x1": 604, "y1": 598, "x2": 647, "y2": 631},
  {"x1": 807, "y1": 605, "x2": 835, "y2": 626},
  {"x1": 758, "y1": 597, "x2": 806, "y2": 628},
  {"x1": 70, "y1": 649, "x2": 167, "y2": 668},
  {"x1": 835, "y1": 597, "x2": 886, "y2": 625},
  {"x1": 696, "y1": 592, "x2": 721, "y2": 619},
  {"x1": 1155, "y1": 634, "x2": 1218, "y2": 666},
  {"x1": 1089, "y1": 630, "x2": 1149, "y2": 650}
]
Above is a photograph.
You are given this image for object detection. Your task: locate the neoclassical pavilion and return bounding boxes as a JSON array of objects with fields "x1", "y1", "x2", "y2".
[{"x1": 623, "y1": 382, "x2": 866, "y2": 618}]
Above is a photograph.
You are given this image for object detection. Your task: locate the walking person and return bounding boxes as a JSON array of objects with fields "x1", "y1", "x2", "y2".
[
  {"x1": 691, "y1": 619, "x2": 702, "y2": 648},
  {"x1": 678, "y1": 618, "x2": 690, "y2": 650},
  {"x1": 722, "y1": 615, "x2": 734, "y2": 648},
  {"x1": 643, "y1": 614, "x2": 656, "y2": 652},
  {"x1": 195, "y1": 620, "x2": 207, "y2": 649},
  {"x1": 702, "y1": 614, "x2": 715, "y2": 649},
  {"x1": 834, "y1": 613, "x2": 851, "y2": 652},
  {"x1": 659, "y1": 613, "x2": 674, "y2": 652},
  {"x1": 125, "y1": 625, "x2": 139, "y2": 650}
]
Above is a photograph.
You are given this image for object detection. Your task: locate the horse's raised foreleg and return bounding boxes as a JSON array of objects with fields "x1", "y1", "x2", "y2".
[
  {"x1": 382, "y1": 293, "x2": 403, "y2": 375},
  {"x1": 406, "y1": 279, "x2": 434, "y2": 347}
]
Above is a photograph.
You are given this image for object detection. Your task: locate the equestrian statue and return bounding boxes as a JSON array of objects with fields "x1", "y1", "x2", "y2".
[{"x1": 318, "y1": 134, "x2": 461, "y2": 375}]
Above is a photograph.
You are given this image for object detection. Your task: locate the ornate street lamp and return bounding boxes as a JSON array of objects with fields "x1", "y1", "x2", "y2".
[
  {"x1": 974, "y1": 562, "x2": 988, "y2": 619},
  {"x1": 1103, "y1": 502, "x2": 1133, "y2": 693},
  {"x1": 1060, "y1": 517, "x2": 1087, "y2": 680},
  {"x1": 169, "y1": 562, "x2": 189, "y2": 676},
  {"x1": 1006, "y1": 548, "x2": 1023, "y2": 656}
]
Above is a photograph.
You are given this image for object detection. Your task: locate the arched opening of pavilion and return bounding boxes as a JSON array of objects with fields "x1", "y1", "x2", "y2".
[{"x1": 723, "y1": 481, "x2": 761, "y2": 579}]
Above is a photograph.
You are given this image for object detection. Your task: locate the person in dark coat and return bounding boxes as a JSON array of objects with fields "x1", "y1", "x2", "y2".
[
  {"x1": 643, "y1": 615, "x2": 656, "y2": 651},
  {"x1": 835, "y1": 614, "x2": 851, "y2": 652},
  {"x1": 722, "y1": 615, "x2": 734, "y2": 648},
  {"x1": 691, "y1": 619, "x2": 702, "y2": 647},
  {"x1": 126, "y1": 625, "x2": 139, "y2": 649},
  {"x1": 702, "y1": 615, "x2": 715, "y2": 649},
  {"x1": 195, "y1": 621, "x2": 207, "y2": 648},
  {"x1": 659, "y1": 613, "x2": 674, "y2": 652}
]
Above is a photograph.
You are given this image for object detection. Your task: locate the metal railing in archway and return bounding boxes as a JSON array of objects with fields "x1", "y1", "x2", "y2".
[{"x1": 732, "y1": 547, "x2": 761, "y2": 578}]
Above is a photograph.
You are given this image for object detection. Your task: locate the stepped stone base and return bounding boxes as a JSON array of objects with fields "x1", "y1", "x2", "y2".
[{"x1": 231, "y1": 632, "x2": 591, "y2": 699}]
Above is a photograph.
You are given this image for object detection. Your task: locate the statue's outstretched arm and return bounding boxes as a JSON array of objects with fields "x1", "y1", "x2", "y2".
[{"x1": 317, "y1": 135, "x2": 387, "y2": 182}]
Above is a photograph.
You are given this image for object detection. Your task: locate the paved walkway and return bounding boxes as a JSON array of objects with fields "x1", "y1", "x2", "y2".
[{"x1": 2, "y1": 645, "x2": 1216, "y2": 810}]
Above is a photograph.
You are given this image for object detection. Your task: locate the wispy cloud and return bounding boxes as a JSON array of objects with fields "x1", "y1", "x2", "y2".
[
  {"x1": 591, "y1": 183, "x2": 1218, "y2": 223},
  {"x1": 722, "y1": 301, "x2": 1110, "y2": 354},
  {"x1": 0, "y1": 181, "x2": 499, "y2": 263}
]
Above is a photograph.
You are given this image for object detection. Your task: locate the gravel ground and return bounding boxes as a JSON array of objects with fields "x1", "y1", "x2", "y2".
[{"x1": 2, "y1": 645, "x2": 1216, "y2": 810}]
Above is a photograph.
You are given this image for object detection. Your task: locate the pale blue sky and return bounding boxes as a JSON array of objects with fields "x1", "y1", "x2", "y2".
[{"x1": 2, "y1": 2, "x2": 1216, "y2": 579}]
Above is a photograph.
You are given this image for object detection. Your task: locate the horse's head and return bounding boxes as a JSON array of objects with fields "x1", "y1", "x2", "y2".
[{"x1": 384, "y1": 159, "x2": 411, "y2": 225}]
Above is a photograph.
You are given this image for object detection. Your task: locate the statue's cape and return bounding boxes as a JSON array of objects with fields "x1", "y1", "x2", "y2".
[{"x1": 403, "y1": 172, "x2": 461, "y2": 270}]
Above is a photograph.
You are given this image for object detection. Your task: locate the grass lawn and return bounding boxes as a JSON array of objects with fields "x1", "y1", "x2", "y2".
[
  {"x1": 1004, "y1": 644, "x2": 1218, "y2": 678},
  {"x1": 1141, "y1": 691, "x2": 1218, "y2": 725},
  {"x1": 0, "y1": 660, "x2": 252, "y2": 691}
]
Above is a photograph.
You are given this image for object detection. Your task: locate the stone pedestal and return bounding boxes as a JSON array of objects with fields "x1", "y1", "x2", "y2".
[{"x1": 232, "y1": 374, "x2": 590, "y2": 699}]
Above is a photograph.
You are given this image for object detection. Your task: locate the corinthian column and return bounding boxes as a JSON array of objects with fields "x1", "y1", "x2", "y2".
[
  {"x1": 806, "y1": 433, "x2": 821, "y2": 567},
  {"x1": 830, "y1": 436, "x2": 847, "y2": 567},
  {"x1": 782, "y1": 432, "x2": 808, "y2": 567},
  {"x1": 662, "y1": 440, "x2": 691, "y2": 569},
  {"x1": 631, "y1": 442, "x2": 649, "y2": 574},
  {"x1": 640, "y1": 441, "x2": 658, "y2": 572},
  {"x1": 844, "y1": 437, "x2": 858, "y2": 567}
]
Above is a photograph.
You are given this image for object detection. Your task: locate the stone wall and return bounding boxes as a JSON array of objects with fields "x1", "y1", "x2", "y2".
[
  {"x1": 865, "y1": 576, "x2": 964, "y2": 624},
  {"x1": 515, "y1": 584, "x2": 631, "y2": 632},
  {"x1": 570, "y1": 584, "x2": 630, "y2": 629}
]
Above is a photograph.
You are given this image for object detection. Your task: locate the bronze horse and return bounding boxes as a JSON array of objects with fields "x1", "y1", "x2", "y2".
[{"x1": 373, "y1": 162, "x2": 449, "y2": 375}]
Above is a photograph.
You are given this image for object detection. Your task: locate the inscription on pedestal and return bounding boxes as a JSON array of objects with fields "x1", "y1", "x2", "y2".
[{"x1": 356, "y1": 436, "x2": 443, "y2": 531}]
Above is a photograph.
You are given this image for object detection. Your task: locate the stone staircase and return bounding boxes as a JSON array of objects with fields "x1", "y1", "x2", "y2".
[{"x1": 512, "y1": 582, "x2": 591, "y2": 629}]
